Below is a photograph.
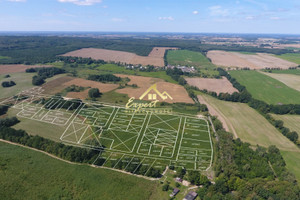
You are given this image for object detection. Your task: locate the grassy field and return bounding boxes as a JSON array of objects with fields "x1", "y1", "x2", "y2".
[
  {"x1": 50, "y1": 62, "x2": 176, "y2": 83},
  {"x1": 6, "y1": 109, "x2": 66, "y2": 142},
  {"x1": 271, "y1": 114, "x2": 300, "y2": 134},
  {"x1": 261, "y1": 72, "x2": 300, "y2": 92},
  {"x1": 269, "y1": 69, "x2": 300, "y2": 76},
  {"x1": 275, "y1": 53, "x2": 300, "y2": 64},
  {"x1": 167, "y1": 50, "x2": 215, "y2": 69},
  {"x1": 198, "y1": 94, "x2": 300, "y2": 182},
  {"x1": 280, "y1": 151, "x2": 300, "y2": 183},
  {"x1": 0, "y1": 72, "x2": 35, "y2": 99},
  {"x1": 230, "y1": 70, "x2": 300, "y2": 104},
  {"x1": 0, "y1": 142, "x2": 163, "y2": 200}
]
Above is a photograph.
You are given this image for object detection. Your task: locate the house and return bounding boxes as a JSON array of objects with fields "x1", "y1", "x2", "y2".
[
  {"x1": 170, "y1": 188, "x2": 180, "y2": 197},
  {"x1": 175, "y1": 177, "x2": 183, "y2": 182},
  {"x1": 183, "y1": 191, "x2": 198, "y2": 200}
]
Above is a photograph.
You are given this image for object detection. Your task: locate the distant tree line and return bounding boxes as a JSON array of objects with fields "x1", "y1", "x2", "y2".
[
  {"x1": 0, "y1": 36, "x2": 293, "y2": 65},
  {"x1": 87, "y1": 74, "x2": 121, "y2": 83},
  {"x1": 58, "y1": 56, "x2": 106, "y2": 65},
  {"x1": 26, "y1": 67, "x2": 65, "y2": 86},
  {"x1": 1, "y1": 80, "x2": 16, "y2": 88}
]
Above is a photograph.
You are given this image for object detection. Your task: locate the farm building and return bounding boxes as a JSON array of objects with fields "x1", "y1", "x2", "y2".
[{"x1": 183, "y1": 191, "x2": 198, "y2": 200}]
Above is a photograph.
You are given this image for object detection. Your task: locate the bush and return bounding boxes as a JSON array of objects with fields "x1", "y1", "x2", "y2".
[
  {"x1": 2, "y1": 81, "x2": 16, "y2": 87},
  {"x1": 32, "y1": 75, "x2": 45, "y2": 86},
  {"x1": 88, "y1": 88, "x2": 101, "y2": 98}
]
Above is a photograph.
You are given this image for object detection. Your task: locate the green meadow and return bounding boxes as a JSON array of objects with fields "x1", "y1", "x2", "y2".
[{"x1": 229, "y1": 70, "x2": 300, "y2": 104}]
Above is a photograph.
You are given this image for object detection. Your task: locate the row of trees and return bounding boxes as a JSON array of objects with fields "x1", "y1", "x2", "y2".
[
  {"x1": 58, "y1": 56, "x2": 106, "y2": 65},
  {"x1": 88, "y1": 74, "x2": 121, "y2": 83}
]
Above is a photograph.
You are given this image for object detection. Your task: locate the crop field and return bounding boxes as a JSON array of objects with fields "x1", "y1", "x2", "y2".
[
  {"x1": 0, "y1": 142, "x2": 163, "y2": 200},
  {"x1": 1, "y1": 87, "x2": 213, "y2": 175},
  {"x1": 274, "y1": 53, "x2": 300, "y2": 64},
  {"x1": 262, "y1": 72, "x2": 300, "y2": 92},
  {"x1": 166, "y1": 50, "x2": 215, "y2": 69},
  {"x1": 0, "y1": 64, "x2": 52, "y2": 74},
  {"x1": 198, "y1": 94, "x2": 300, "y2": 182},
  {"x1": 62, "y1": 47, "x2": 177, "y2": 67},
  {"x1": 115, "y1": 74, "x2": 194, "y2": 104},
  {"x1": 229, "y1": 70, "x2": 300, "y2": 104},
  {"x1": 185, "y1": 77, "x2": 238, "y2": 94},
  {"x1": 207, "y1": 50, "x2": 298, "y2": 69}
]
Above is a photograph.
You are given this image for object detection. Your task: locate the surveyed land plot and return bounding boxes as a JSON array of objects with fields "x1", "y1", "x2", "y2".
[{"x1": 2, "y1": 87, "x2": 213, "y2": 173}]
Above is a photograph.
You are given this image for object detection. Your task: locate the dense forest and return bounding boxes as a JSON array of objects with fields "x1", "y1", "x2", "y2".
[{"x1": 0, "y1": 36, "x2": 294, "y2": 64}]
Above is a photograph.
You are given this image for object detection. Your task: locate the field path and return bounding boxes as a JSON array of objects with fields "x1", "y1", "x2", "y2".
[{"x1": 197, "y1": 95, "x2": 238, "y2": 138}]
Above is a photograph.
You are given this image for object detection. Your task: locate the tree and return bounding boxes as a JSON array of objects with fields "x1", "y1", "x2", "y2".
[
  {"x1": 287, "y1": 131, "x2": 298, "y2": 143},
  {"x1": 32, "y1": 75, "x2": 45, "y2": 86},
  {"x1": 88, "y1": 88, "x2": 101, "y2": 98},
  {"x1": 178, "y1": 76, "x2": 187, "y2": 85},
  {"x1": 2, "y1": 81, "x2": 16, "y2": 87}
]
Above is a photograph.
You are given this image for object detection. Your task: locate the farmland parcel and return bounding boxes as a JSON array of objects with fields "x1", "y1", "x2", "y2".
[
  {"x1": 62, "y1": 47, "x2": 177, "y2": 67},
  {"x1": 207, "y1": 50, "x2": 298, "y2": 69}
]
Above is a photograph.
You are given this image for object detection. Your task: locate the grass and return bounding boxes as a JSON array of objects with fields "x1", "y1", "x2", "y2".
[
  {"x1": 0, "y1": 142, "x2": 163, "y2": 200},
  {"x1": 72, "y1": 63, "x2": 177, "y2": 84},
  {"x1": 229, "y1": 70, "x2": 300, "y2": 104},
  {"x1": 0, "y1": 55, "x2": 10, "y2": 60},
  {"x1": 280, "y1": 151, "x2": 300, "y2": 183},
  {"x1": 271, "y1": 114, "x2": 300, "y2": 134},
  {"x1": 198, "y1": 94, "x2": 300, "y2": 182},
  {"x1": 261, "y1": 72, "x2": 300, "y2": 92},
  {"x1": 6, "y1": 109, "x2": 66, "y2": 142},
  {"x1": 167, "y1": 50, "x2": 215, "y2": 69},
  {"x1": 0, "y1": 72, "x2": 35, "y2": 99},
  {"x1": 274, "y1": 53, "x2": 300, "y2": 64},
  {"x1": 97, "y1": 90, "x2": 130, "y2": 105}
]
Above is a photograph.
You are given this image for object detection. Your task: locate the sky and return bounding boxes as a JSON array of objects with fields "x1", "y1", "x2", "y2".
[{"x1": 0, "y1": 0, "x2": 300, "y2": 34}]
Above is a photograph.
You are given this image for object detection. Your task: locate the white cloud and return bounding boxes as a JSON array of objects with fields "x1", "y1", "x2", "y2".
[
  {"x1": 209, "y1": 5, "x2": 229, "y2": 17},
  {"x1": 270, "y1": 16, "x2": 280, "y2": 20},
  {"x1": 193, "y1": 11, "x2": 199, "y2": 15},
  {"x1": 245, "y1": 16, "x2": 255, "y2": 20},
  {"x1": 158, "y1": 16, "x2": 174, "y2": 21},
  {"x1": 7, "y1": 0, "x2": 26, "y2": 2},
  {"x1": 57, "y1": 0, "x2": 102, "y2": 6},
  {"x1": 111, "y1": 18, "x2": 125, "y2": 22}
]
